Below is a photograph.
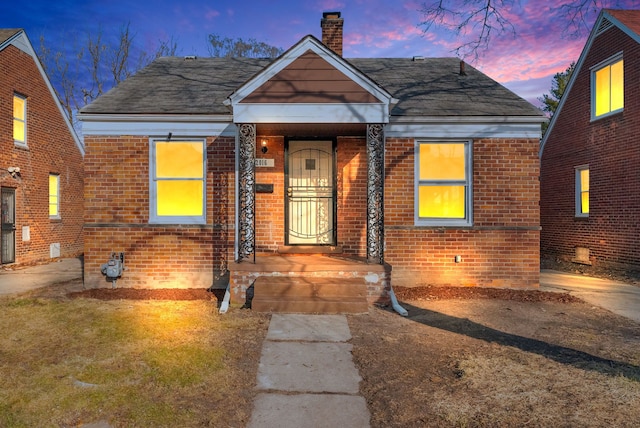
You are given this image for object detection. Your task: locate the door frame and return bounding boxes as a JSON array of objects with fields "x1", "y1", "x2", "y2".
[
  {"x1": 284, "y1": 137, "x2": 338, "y2": 246},
  {"x1": 1, "y1": 187, "x2": 16, "y2": 264}
]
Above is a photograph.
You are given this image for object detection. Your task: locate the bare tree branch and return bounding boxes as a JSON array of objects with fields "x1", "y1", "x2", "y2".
[
  {"x1": 419, "y1": 0, "x2": 517, "y2": 62},
  {"x1": 418, "y1": 0, "x2": 630, "y2": 61}
]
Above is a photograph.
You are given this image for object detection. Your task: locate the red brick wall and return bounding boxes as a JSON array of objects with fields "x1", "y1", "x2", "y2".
[
  {"x1": 385, "y1": 137, "x2": 540, "y2": 288},
  {"x1": 83, "y1": 135, "x2": 235, "y2": 288},
  {"x1": 0, "y1": 44, "x2": 84, "y2": 265},
  {"x1": 84, "y1": 131, "x2": 539, "y2": 290},
  {"x1": 541, "y1": 26, "x2": 640, "y2": 269},
  {"x1": 337, "y1": 137, "x2": 367, "y2": 257},
  {"x1": 254, "y1": 136, "x2": 368, "y2": 257}
]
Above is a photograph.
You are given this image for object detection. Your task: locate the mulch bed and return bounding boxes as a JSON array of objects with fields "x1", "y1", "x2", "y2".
[
  {"x1": 67, "y1": 285, "x2": 579, "y2": 304},
  {"x1": 393, "y1": 285, "x2": 581, "y2": 303},
  {"x1": 68, "y1": 288, "x2": 226, "y2": 301}
]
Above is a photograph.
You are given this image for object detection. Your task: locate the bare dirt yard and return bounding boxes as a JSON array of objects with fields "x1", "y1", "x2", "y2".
[{"x1": 30, "y1": 280, "x2": 640, "y2": 427}]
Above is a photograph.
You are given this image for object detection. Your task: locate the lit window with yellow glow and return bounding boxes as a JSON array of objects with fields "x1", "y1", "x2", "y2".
[
  {"x1": 576, "y1": 166, "x2": 589, "y2": 217},
  {"x1": 150, "y1": 140, "x2": 205, "y2": 224},
  {"x1": 593, "y1": 56, "x2": 623, "y2": 119},
  {"x1": 49, "y1": 174, "x2": 60, "y2": 218},
  {"x1": 13, "y1": 94, "x2": 26, "y2": 145},
  {"x1": 416, "y1": 142, "x2": 472, "y2": 226}
]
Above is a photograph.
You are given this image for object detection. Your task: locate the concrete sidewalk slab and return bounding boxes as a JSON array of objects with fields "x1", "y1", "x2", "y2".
[
  {"x1": 540, "y1": 269, "x2": 640, "y2": 323},
  {"x1": 267, "y1": 313, "x2": 352, "y2": 342},
  {"x1": 257, "y1": 341, "x2": 361, "y2": 393},
  {"x1": 251, "y1": 313, "x2": 371, "y2": 427},
  {"x1": 249, "y1": 393, "x2": 370, "y2": 428}
]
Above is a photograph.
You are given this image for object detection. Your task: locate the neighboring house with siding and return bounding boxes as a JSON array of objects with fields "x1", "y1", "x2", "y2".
[
  {"x1": 79, "y1": 12, "x2": 544, "y2": 308},
  {"x1": 540, "y1": 9, "x2": 640, "y2": 270},
  {"x1": 0, "y1": 29, "x2": 84, "y2": 268}
]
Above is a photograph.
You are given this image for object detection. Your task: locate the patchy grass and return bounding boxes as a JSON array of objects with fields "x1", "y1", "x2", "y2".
[
  {"x1": 0, "y1": 296, "x2": 269, "y2": 427},
  {"x1": 350, "y1": 300, "x2": 640, "y2": 428}
]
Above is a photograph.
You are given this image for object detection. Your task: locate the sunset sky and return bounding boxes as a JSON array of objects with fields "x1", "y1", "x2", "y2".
[{"x1": 2, "y1": 0, "x2": 639, "y2": 107}]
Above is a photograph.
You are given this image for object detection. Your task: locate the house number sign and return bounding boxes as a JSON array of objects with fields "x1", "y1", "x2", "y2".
[{"x1": 255, "y1": 158, "x2": 274, "y2": 167}]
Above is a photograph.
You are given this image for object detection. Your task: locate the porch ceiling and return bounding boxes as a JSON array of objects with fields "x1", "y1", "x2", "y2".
[{"x1": 256, "y1": 123, "x2": 366, "y2": 137}]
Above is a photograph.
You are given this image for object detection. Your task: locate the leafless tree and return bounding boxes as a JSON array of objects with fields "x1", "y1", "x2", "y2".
[
  {"x1": 207, "y1": 34, "x2": 283, "y2": 58},
  {"x1": 418, "y1": 0, "x2": 629, "y2": 61},
  {"x1": 38, "y1": 22, "x2": 177, "y2": 126}
]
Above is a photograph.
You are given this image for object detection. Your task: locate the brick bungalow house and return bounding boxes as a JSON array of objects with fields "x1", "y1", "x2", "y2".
[
  {"x1": 540, "y1": 9, "x2": 640, "y2": 271},
  {"x1": 1, "y1": 29, "x2": 84, "y2": 267},
  {"x1": 79, "y1": 12, "x2": 544, "y2": 309}
]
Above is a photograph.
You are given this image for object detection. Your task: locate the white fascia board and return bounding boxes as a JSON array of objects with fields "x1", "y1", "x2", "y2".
[
  {"x1": 80, "y1": 114, "x2": 235, "y2": 137},
  {"x1": 229, "y1": 36, "x2": 393, "y2": 105},
  {"x1": 387, "y1": 116, "x2": 544, "y2": 139},
  {"x1": 233, "y1": 103, "x2": 389, "y2": 124}
]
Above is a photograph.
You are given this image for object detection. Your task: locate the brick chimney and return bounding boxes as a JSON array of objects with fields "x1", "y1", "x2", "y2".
[{"x1": 321, "y1": 11, "x2": 343, "y2": 56}]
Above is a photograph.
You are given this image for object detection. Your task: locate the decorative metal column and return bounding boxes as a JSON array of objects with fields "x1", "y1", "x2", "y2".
[
  {"x1": 237, "y1": 123, "x2": 256, "y2": 262},
  {"x1": 367, "y1": 123, "x2": 385, "y2": 264}
]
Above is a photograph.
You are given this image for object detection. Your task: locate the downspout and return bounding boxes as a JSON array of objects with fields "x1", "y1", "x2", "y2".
[
  {"x1": 219, "y1": 284, "x2": 231, "y2": 314},
  {"x1": 389, "y1": 285, "x2": 408, "y2": 317}
]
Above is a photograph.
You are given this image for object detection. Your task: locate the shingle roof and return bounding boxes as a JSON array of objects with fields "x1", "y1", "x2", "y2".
[
  {"x1": 80, "y1": 55, "x2": 543, "y2": 118},
  {"x1": 607, "y1": 9, "x2": 640, "y2": 36},
  {"x1": 0, "y1": 29, "x2": 21, "y2": 45}
]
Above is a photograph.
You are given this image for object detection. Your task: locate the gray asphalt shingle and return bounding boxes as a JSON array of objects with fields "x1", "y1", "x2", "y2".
[{"x1": 80, "y1": 55, "x2": 543, "y2": 118}]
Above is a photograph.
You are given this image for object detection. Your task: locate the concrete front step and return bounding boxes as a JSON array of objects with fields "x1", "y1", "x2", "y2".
[{"x1": 251, "y1": 277, "x2": 369, "y2": 314}]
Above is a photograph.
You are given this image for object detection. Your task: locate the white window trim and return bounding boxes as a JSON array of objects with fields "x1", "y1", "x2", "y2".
[
  {"x1": 149, "y1": 138, "x2": 206, "y2": 225},
  {"x1": 49, "y1": 174, "x2": 60, "y2": 219},
  {"x1": 13, "y1": 93, "x2": 27, "y2": 147},
  {"x1": 414, "y1": 140, "x2": 473, "y2": 227},
  {"x1": 590, "y1": 51, "x2": 623, "y2": 121},
  {"x1": 575, "y1": 165, "x2": 589, "y2": 218}
]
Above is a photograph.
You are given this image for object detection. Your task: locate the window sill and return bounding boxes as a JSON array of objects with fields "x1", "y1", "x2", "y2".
[{"x1": 590, "y1": 109, "x2": 623, "y2": 122}]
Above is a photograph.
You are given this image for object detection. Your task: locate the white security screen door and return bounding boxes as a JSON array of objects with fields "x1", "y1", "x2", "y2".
[{"x1": 286, "y1": 140, "x2": 336, "y2": 245}]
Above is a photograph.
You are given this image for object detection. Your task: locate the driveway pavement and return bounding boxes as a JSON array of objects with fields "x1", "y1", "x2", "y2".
[
  {"x1": 0, "y1": 257, "x2": 83, "y2": 296},
  {"x1": 540, "y1": 269, "x2": 640, "y2": 323}
]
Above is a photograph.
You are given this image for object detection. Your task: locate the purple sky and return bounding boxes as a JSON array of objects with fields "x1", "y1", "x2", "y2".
[{"x1": 2, "y1": 0, "x2": 639, "y2": 108}]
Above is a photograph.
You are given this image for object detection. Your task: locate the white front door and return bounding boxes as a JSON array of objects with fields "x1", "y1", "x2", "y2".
[{"x1": 286, "y1": 140, "x2": 336, "y2": 245}]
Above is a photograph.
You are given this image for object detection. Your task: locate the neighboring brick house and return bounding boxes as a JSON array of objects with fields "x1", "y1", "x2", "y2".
[
  {"x1": 0, "y1": 29, "x2": 84, "y2": 267},
  {"x1": 540, "y1": 9, "x2": 640, "y2": 270},
  {"x1": 79, "y1": 12, "x2": 544, "y2": 305}
]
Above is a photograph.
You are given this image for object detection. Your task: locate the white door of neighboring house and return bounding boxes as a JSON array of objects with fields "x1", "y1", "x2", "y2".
[
  {"x1": 285, "y1": 140, "x2": 336, "y2": 245},
  {"x1": 1, "y1": 188, "x2": 16, "y2": 264}
]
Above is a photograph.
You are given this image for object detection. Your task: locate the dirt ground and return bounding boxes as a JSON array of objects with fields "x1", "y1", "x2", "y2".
[{"x1": 29, "y1": 279, "x2": 640, "y2": 427}]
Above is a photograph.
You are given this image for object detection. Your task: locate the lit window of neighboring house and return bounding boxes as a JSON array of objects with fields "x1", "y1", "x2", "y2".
[
  {"x1": 592, "y1": 54, "x2": 623, "y2": 119},
  {"x1": 416, "y1": 141, "x2": 472, "y2": 226},
  {"x1": 576, "y1": 166, "x2": 589, "y2": 217},
  {"x1": 13, "y1": 94, "x2": 26, "y2": 146},
  {"x1": 49, "y1": 174, "x2": 60, "y2": 219},
  {"x1": 150, "y1": 139, "x2": 206, "y2": 224}
]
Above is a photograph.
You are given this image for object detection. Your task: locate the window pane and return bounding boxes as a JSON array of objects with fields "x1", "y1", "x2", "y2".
[
  {"x1": 610, "y1": 60, "x2": 624, "y2": 111},
  {"x1": 49, "y1": 175, "x2": 59, "y2": 217},
  {"x1": 581, "y1": 191, "x2": 589, "y2": 214},
  {"x1": 13, "y1": 120, "x2": 25, "y2": 142},
  {"x1": 595, "y1": 66, "x2": 611, "y2": 116},
  {"x1": 13, "y1": 96, "x2": 25, "y2": 120},
  {"x1": 156, "y1": 142, "x2": 203, "y2": 178},
  {"x1": 157, "y1": 180, "x2": 203, "y2": 216},
  {"x1": 580, "y1": 169, "x2": 589, "y2": 192},
  {"x1": 419, "y1": 185, "x2": 465, "y2": 218},
  {"x1": 420, "y1": 143, "x2": 465, "y2": 180}
]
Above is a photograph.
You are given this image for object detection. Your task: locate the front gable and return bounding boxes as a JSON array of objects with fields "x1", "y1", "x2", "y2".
[
  {"x1": 540, "y1": 9, "x2": 640, "y2": 156},
  {"x1": 227, "y1": 36, "x2": 396, "y2": 124}
]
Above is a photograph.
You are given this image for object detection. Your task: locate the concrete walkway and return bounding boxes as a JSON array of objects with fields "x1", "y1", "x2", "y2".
[
  {"x1": 540, "y1": 269, "x2": 640, "y2": 323},
  {"x1": 0, "y1": 257, "x2": 83, "y2": 296},
  {"x1": 248, "y1": 314, "x2": 370, "y2": 428}
]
